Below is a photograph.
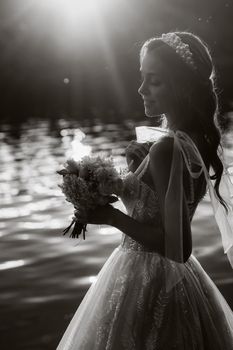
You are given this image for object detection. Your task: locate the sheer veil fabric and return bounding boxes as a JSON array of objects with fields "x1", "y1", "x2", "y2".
[{"x1": 167, "y1": 129, "x2": 233, "y2": 266}]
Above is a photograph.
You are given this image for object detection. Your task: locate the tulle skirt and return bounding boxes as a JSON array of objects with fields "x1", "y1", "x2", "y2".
[{"x1": 57, "y1": 245, "x2": 233, "y2": 349}]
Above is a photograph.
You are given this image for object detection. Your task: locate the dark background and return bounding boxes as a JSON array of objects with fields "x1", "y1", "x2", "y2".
[{"x1": 0, "y1": 0, "x2": 233, "y2": 123}]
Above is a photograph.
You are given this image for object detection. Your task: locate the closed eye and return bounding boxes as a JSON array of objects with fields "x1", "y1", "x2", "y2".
[
  {"x1": 151, "y1": 79, "x2": 162, "y2": 85},
  {"x1": 139, "y1": 76, "x2": 162, "y2": 86}
]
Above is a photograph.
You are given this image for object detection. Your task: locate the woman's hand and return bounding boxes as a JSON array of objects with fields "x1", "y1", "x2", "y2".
[
  {"x1": 74, "y1": 204, "x2": 118, "y2": 226},
  {"x1": 125, "y1": 141, "x2": 151, "y2": 172}
]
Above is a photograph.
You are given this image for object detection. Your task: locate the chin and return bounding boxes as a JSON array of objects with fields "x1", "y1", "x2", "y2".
[{"x1": 145, "y1": 109, "x2": 155, "y2": 117}]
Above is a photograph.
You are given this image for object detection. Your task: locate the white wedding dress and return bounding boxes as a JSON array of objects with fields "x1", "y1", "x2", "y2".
[{"x1": 57, "y1": 130, "x2": 233, "y2": 349}]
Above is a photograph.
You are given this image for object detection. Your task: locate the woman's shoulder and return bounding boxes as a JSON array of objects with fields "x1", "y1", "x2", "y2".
[
  {"x1": 149, "y1": 134, "x2": 174, "y2": 160},
  {"x1": 148, "y1": 128, "x2": 210, "y2": 170}
]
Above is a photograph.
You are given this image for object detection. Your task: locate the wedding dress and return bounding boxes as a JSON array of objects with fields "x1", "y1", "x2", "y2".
[{"x1": 57, "y1": 129, "x2": 233, "y2": 349}]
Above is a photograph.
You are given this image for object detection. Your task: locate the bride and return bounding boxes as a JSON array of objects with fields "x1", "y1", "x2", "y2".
[{"x1": 57, "y1": 31, "x2": 233, "y2": 349}]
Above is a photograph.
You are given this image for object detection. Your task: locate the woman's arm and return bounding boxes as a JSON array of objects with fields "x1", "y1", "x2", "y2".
[
  {"x1": 111, "y1": 208, "x2": 165, "y2": 255},
  {"x1": 86, "y1": 204, "x2": 165, "y2": 255}
]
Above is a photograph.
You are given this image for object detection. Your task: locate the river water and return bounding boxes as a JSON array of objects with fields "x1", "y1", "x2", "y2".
[{"x1": 0, "y1": 118, "x2": 233, "y2": 350}]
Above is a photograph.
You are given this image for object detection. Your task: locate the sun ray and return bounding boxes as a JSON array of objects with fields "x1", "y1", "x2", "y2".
[{"x1": 91, "y1": 8, "x2": 129, "y2": 111}]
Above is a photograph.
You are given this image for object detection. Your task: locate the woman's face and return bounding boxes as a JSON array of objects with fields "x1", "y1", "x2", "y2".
[{"x1": 138, "y1": 49, "x2": 174, "y2": 118}]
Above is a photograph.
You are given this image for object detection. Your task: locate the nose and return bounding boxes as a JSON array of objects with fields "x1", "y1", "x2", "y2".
[{"x1": 138, "y1": 80, "x2": 148, "y2": 97}]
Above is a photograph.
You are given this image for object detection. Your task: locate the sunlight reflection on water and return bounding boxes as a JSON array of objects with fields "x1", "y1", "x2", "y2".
[
  {"x1": 70, "y1": 275, "x2": 98, "y2": 287},
  {"x1": 67, "y1": 142, "x2": 92, "y2": 161},
  {"x1": 0, "y1": 259, "x2": 28, "y2": 270}
]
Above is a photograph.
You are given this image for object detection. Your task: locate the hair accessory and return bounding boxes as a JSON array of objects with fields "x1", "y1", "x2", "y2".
[{"x1": 161, "y1": 33, "x2": 197, "y2": 70}]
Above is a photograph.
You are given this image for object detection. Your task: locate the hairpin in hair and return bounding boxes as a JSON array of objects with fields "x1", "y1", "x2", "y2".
[{"x1": 161, "y1": 33, "x2": 197, "y2": 70}]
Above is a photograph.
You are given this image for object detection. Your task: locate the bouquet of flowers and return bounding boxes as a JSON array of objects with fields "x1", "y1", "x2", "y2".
[{"x1": 57, "y1": 155, "x2": 124, "y2": 239}]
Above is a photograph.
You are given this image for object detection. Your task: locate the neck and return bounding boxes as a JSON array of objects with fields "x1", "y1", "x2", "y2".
[{"x1": 164, "y1": 113, "x2": 199, "y2": 134}]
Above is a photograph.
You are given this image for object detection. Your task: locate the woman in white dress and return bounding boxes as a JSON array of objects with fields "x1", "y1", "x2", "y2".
[{"x1": 57, "y1": 31, "x2": 233, "y2": 349}]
